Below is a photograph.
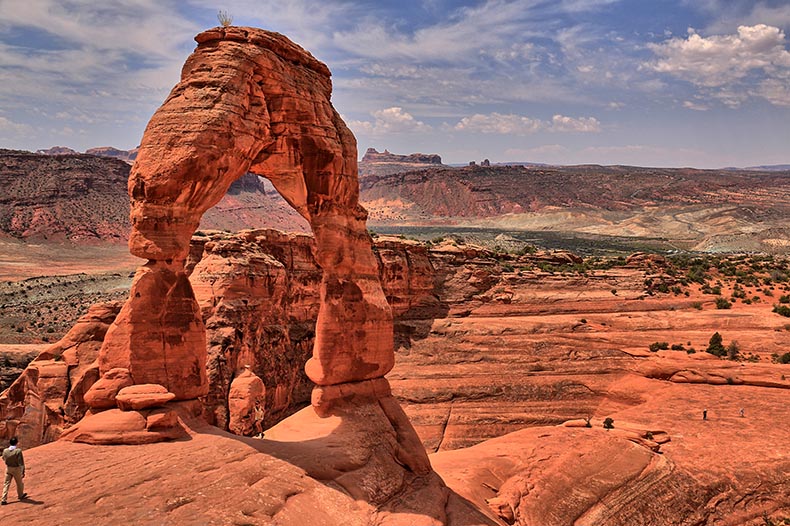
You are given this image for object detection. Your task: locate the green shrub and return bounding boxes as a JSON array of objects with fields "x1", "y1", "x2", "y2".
[
  {"x1": 649, "y1": 342, "x2": 669, "y2": 352},
  {"x1": 773, "y1": 305, "x2": 790, "y2": 317},
  {"x1": 603, "y1": 417, "x2": 614, "y2": 430},
  {"x1": 715, "y1": 297, "x2": 732, "y2": 309},
  {"x1": 707, "y1": 332, "x2": 726, "y2": 357}
]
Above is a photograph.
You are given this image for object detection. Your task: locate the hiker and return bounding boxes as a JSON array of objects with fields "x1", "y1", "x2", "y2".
[
  {"x1": 703, "y1": 409, "x2": 707, "y2": 421},
  {"x1": 2, "y1": 437, "x2": 27, "y2": 505},
  {"x1": 253, "y1": 400, "x2": 265, "y2": 438},
  {"x1": 739, "y1": 408, "x2": 745, "y2": 418}
]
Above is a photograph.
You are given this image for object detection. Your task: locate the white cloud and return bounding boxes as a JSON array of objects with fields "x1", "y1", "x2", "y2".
[
  {"x1": 451, "y1": 112, "x2": 600, "y2": 134},
  {"x1": 756, "y1": 78, "x2": 790, "y2": 106},
  {"x1": 648, "y1": 24, "x2": 790, "y2": 107},
  {"x1": 682, "y1": 100, "x2": 710, "y2": 111},
  {"x1": 0, "y1": 116, "x2": 33, "y2": 137},
  {"x1": 454, "y1": 113, "x2": 542, "y2": 134},
  {"x1": 348, "y1": 107, "x2": 431, "y2": 135},
  {"x1": 0, "y1": 0, "x2": 197, "y2": 148},
  {"x1": 649, "y1": 24, "x2": 790, "y2": 87},
  {"x1": 549, "y1": 114, "x2": 601, "y2": 132}
]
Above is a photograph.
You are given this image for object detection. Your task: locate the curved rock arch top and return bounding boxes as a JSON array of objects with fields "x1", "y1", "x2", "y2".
[{"x1": 99, "y1": 27, "x2": 394, "y2": 402}]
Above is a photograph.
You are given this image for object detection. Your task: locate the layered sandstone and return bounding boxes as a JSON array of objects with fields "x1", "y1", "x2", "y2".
[{"x1": 0, "y1": 302, "x2": 121, "y2": 446}]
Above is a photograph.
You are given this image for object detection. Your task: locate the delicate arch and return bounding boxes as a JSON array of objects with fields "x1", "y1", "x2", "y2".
[{"x1": 99, "y1": 27, "x2": 394, "y2": 401}]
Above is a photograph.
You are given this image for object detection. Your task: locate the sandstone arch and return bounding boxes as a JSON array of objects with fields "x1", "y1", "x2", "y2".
[{"x1": 99, "y1": 27, "x2": 394, "y2": 404}]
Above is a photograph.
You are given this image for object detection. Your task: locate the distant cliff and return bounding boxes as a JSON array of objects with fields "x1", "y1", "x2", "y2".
[{"x1": 360, "y1": 148, "x2": 444, "y2": 177}]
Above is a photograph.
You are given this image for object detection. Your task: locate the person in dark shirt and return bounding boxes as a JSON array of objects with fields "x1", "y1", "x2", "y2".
[{"x1": 2, "y1": 437, "x2": 27, "y2": 504}]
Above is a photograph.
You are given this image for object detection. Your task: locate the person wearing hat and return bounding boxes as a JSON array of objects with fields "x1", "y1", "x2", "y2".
[{"x1": 2, "y1": 437, "x2": 27, "y2": 505}]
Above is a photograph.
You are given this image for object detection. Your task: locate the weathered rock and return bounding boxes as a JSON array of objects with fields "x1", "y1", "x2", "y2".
[
  {"x1": 84, "y1": 367, "x2": 133, "y2": 410},
  {"x1": 188, "y1": 229, "x2": 320, "y2": 429},
  {"x1": 227, "y1": 367, "x2": 265, "y2": 436},
  {"x1": 102, "y1": 26, "x2": 394, "y2": 417},
  {"x1": 115, "y1": 384, "x2": 177, "y2": 411},
  {"x1": 99, "y1": 263, "x2": 208, "y2": 401},
  {"x1": 59, "y1": 407, "x2": 187, "y2": 445}
]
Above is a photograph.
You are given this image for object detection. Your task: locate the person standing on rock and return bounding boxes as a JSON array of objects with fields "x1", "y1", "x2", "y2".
[
  {"x1": 703, "y1": 409, "x2": 707, "y2": 421},
  {"x1": 2, "y1": 437, "x2": 28, "y2": 505},
  {"x1": 253, "y1": 400, "x2": 265, "y2": 438}
]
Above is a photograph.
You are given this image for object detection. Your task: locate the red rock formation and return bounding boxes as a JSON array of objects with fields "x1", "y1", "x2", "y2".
[
  {"x1": 0, "y1": 302, "x2": 121, "y2": 446},
  {"x1": 117, "y1": 27, "x2": 393, "y2": 400},
  {"x1": 56, "y1": 26, "x2": 446, "y2": 522},
  {"x1": 227, "y1": 367, "x2": 265, "y2": 436}
]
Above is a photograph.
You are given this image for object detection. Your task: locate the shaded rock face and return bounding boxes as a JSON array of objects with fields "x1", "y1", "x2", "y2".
[
  {"x1": 118, "y1": 27, "x2": 393, "y2": 405},
  {"x1": 187, "y1": 230, "x2": 439, "y2": 433}
]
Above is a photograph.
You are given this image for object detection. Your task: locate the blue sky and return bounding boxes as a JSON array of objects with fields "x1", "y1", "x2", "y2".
[{"x1": 1, "y1": 0, "x2": 789, "y2": 167}]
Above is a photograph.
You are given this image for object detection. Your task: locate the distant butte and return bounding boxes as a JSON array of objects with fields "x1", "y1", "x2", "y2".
[{"x1": 362, "y1": 147, "x2": 443, "y2": 165}]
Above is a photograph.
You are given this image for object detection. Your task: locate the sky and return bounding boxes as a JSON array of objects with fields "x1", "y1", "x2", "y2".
[{"x1": 0, "y1": 0, "x2": 789, "y2": 168}]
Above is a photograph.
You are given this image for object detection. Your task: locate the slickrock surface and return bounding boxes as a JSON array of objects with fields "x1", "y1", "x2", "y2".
[
  {"x1": 432, "y1": 381, "x2": 790, "y2": 525},
  {"x1": 391, "y1": 250, "x2": 790, "y2": 451}
]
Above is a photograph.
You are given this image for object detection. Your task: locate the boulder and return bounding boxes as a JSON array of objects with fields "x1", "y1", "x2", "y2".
[{"x1": 115, "y1": 384, "x2": 176, "y2": 411}]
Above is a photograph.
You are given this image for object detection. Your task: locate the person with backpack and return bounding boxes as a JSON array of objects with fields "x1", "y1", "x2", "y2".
[{"x1": 2, "y1": 437, "x2": 27, "y2": 505}]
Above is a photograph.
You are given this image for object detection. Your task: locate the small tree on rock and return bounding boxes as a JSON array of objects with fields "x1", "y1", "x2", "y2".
[
  {"x1": 707, "y1": 332, "x2": 726, "y2": 357},
  {"x1": 603, "y1": 417, "x2": 614, "y2": 430}
]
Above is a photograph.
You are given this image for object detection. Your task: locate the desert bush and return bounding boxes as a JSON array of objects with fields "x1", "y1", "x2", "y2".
[
  {"x1": 707, "y1": 332, "x2": 726, "y2": 357},
  {"x1": 217, "y1": 10, "x2": 233, "y2": 26},
  {"x1": 778, "y1": 295, "x2": 790, "y2": 304},
  {"x1": 691, "y1": 301, "x2": 703, "y2": 310},
  {"x1": 715, "y1": 297, "x2": 732, "y2": 309},
  {"x1": 648, "y1": 342, "x2": 669, "y2": 352},
  {"x1": 773, "y1": 305, "x2": 790, "y2": 317},
  {"x1": 671, "y1": 343, "x2": 685, "y2": 351},
  {"x1": 603, "y1": 417, "x2": 614, "y2": 430}
]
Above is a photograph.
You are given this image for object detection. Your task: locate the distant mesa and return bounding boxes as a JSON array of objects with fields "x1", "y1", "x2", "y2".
[
  {"x1": 36, "y1": 145, "x2": 139, "y2": 164},
  {"x1": 35, "y1": 146, "x2": 78, "y2": 156},
  {"x1": 85, "y1": 146, "x2": 139, "y2": 163},
  {"x1": 362, "y1": 147, "x2": 442, "y2": 165},
  {"x1": 360, "y1": 148, "x2": 445, "y2": 177}
]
